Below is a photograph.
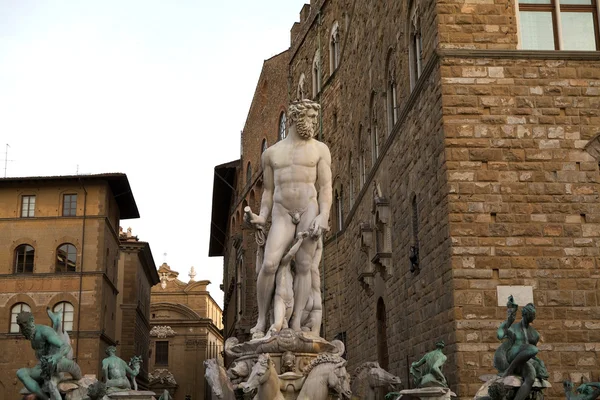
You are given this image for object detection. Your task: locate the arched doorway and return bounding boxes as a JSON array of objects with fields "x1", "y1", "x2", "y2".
[{"x1": 376, "y1": 297, "x2": 389, "y2": 370}]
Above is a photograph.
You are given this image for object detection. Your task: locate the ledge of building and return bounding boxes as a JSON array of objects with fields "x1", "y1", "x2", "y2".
[{"x1": 438, "y1": 49, "x2": 600, "y2": 61}]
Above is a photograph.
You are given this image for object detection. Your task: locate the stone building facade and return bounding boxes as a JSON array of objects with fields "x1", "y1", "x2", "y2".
[
  {"x1": 211, "y1": 0, "x2": 600, "y2": 399},
  {"x1": 148, "y1": 262, "x2": 223, "y2": 399},
  {"x1": 0, "y1": 173, "x2": 141, "y2": 399},
  {"x1": 116, "y1": 228, "x2": 160, "y2": 389},
  {"x1": 209, "y1": 50, "x2": 290, "y2": 350}
]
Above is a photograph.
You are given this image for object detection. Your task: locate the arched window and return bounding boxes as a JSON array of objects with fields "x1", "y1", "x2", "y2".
[
  {"x1": 386, "y1": 50, "x2": 398, "y2": 133},
  {"x1": 376, "y1": 298, "x2": 390, "y2": 370},
  {"x1": 246, "y1": 162, "x2": 252, "y2": 187},
  {"x1": 279, "y1": 112, "x2": 287, "y2": 140},
  {"x1": 410, "y1": 193, "x2": 420, "y2": 272},
  {"x1": 409, "y1": 1, "x2": 423, "y2": 90},
  {"x1": 261, "y1": 138, "x2": 268, "y2": 154},
  {"x1": 329, "y1": 22, "x2": 341, "y2": 74},
  {"x1": 335, "y1": 185, "x2": 344, "y2": 232},
  {"x1": 348, "y1": 154, "x2": 355, "y2": 208},
  {"x1": 249, "y1": 190, "x2": 256, "y2": 210},
  {"x1": 56, "y1": 243, "x2": 77, "y2": 272},
  {"x1": 297, "y1": 74, "x2": 306, "y2": 100},
  {"x1": 10, "y1": 303, "x2": 31, "y2": 333},
  {"x1": 312, "y1": 51, "x2": 321, "y2": 98},
  {"x1": 358, "y1": 126, "x2": 366, "y2": 187},
  {"x1": 53, "y1": 302, "x2": 74, "y2": 332},
  {"x1": 14, "y1": 244, "x2": 34, "y2": 274},
  {"x1": 370, "y1": 92, "x2": 379, "y2": 164}
]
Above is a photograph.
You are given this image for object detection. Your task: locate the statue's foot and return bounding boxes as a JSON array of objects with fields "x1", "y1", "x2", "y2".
[
  {"x1": 289, "y1": 321, "x2": 301, "y2": 332},
  {"x1": 250, "y1": 321, "x2": 266, "y2": 334},
  {"x1": 268, "y1": 325, "x2": 281, "y2": 335},
  {"x1": 251, "y1": 330, "x2": 265, "y2": 340}
]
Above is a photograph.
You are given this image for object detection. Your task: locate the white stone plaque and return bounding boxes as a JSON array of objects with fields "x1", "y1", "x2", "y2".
[{"x1": 496, "y1": 286, "x2": 533, "y2": 306}]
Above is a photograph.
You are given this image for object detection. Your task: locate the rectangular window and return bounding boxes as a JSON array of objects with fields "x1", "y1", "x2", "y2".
[
  {"x1": 63, "y1": 194, "x2": 77, "y2": 216},
  {"x1": 518, "y1": 0, "x2": 599, "y2": 50},
  {"x1": 21, "y1": 195, "x2": 35, "y2": 218},
  {"x1": 155, "y1": 341, "x2": 169, "y2": 365}
]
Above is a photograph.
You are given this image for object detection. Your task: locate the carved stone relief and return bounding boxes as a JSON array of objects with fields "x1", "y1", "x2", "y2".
[
  {"x1": 149, "y1": 369, "x2": 178, "y2": 386},
  {"x1": 185, "y1": 338, "x2": 206, "y2": 350},
  {"x1": 150, "y1": 326, "x2": 176, "y2": 339}
]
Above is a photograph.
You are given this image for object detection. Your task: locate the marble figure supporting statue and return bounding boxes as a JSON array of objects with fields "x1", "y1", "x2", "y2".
[{"x1": 245, "y1": 99, "x2": 333, "y2": 339}]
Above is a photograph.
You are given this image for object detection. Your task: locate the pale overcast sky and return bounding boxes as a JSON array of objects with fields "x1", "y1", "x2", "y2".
[{"x1": 0, "y1": 0, "x2": 308, "y2": 307}]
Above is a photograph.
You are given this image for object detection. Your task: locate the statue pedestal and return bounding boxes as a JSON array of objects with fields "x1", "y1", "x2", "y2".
[
  {"x1": 107, "y1": 390, "x2": 157, "y2": 400},
  {"x1": 217, "y1": 329, "x2": 348, "y2": 400},
  {"x1": 21, "y1": 375, "x2": 102, "y2": 400},
  {"x1": 21, "y1": 376, "x2": 158, "y2": 400},
  {"x1": 392, "y1": 387, "x2": 456, "y2": 400},
  {"x1": 474, "y1": 375, "x2": 551, "y2": 400}
]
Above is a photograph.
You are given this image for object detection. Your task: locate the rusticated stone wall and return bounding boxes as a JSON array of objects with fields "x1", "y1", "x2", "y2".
[
  {"x1": 217, "y1": 1, "x2": 600, "y2": 399},
  {"x1": 442, "y1": 53, "x2": 600, "y2": 398}
]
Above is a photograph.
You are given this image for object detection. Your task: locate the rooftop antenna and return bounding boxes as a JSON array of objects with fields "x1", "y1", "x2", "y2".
[{"x1": 3, "y1": 144, "x2": 13, "y2": 178}]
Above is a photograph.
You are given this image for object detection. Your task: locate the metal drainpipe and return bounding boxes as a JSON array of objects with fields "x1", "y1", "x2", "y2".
[
  {"x1": 316, "y1": 9, "x2": 327, "y2": 336},
  {"x1": 75, "y1": 179, "x2": 87, "y2": 362}
]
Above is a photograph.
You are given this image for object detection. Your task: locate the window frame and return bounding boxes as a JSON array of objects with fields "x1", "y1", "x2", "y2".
[
  {"x1": 14, "y1": 244, "x2": 35, "y2": 274},
  {"x1": 62, "y1": 193, "x2": 77, "y2": 217},
  {"x1": 370, "y1": 93, "x2": 380, "y2": 164},
  {"x1": 517, "y1": 0, "x2": 599, "y2": 50},
  {"x1": 21, "y1": 195, "x2": 36, "y2": 218},
  {"x1": 279, "y1": 112, "x2": 287, "y2": 141},
  {"x1": 409, "y1": 1, "x2": 423, "y2": 90},
  {"x1": 334, "y1": 185, "x2": 344, "y2": 232},
  {"x1": 329, "y1": 22, "x2": 341, "y2": 74},
  {"x1": 312, "y1": 51, "x2": 322, "y2": 98},
  {"x1": 358, "y1": 126, "x2": 366, "y2": 187},
  {"x1": 155, "y1": 340, "x2": 169, "y2": 366},
  {"x1": 261, "y1": 138, "x2": 268, "y2": 154},
  {"x1": 53, "y1": 302, "x2": 75, "y2": 332},
  {"x1": 56, "y1": 243, "x2": 77, "y2": 272},
  {"x1": 297, "y1": 74, "x2": 306, "y2": 100},
  {"x1": 10, "y1": 303, "x2": 31, "y2": 333},
  {"x1": 386, "y1": 50, "x2": 399, "y2": 134},
  {"x1": 348, "y1": 154, "x2": 355, "y2": 209},
  {"x1": 246, "y1": 162, "x2": 252, "y2": 187}
]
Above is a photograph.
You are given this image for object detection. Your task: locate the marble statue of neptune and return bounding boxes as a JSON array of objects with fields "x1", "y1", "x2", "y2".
[{"x1": 246, "y1": 99, "x2": 333, "y2": 338}]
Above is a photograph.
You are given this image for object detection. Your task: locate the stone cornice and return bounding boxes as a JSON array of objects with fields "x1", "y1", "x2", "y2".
[
  {"x1": 437, "y1": 49, "x2": 600, "y2": 61},
  {"x1": 0, "y1": 330, "x2": 116, "y2": 341},
  {"x1": 0, "y1": 270, "x2": 115, "y2": 281},
  {"x1": 150, "y1": 319, "x2": 223, "y2": 339}
]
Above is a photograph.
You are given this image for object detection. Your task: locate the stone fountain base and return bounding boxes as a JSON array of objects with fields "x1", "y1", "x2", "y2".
[
  {"x1": 20, "y1": 374, "x2": 157, "y2": 400},
  {"x1": 218, "y1": 329, "x2": 348, "y2": 400},
  {"x1": 106, "y1": 390, "x2": 157, "y2": 400},
  {"x1": 388, "y1": 387, "x2": 456, "y2": 400}
]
